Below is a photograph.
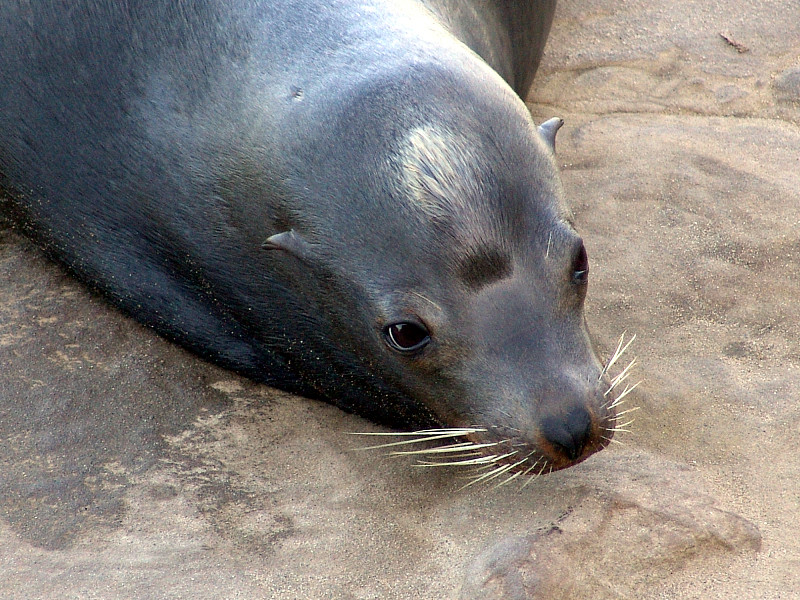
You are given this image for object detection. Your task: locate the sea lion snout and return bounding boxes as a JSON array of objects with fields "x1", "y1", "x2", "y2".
[
  {"x1": 533, "y1": 386, "x2": 617, "y2": 467},
  {"x1": 540, "y1": 405, "x2": 594, "y2": 461},
  {"x1": 442, "y1": 275, "x2": 619, "y2": 472},
  {"x1": 481, "y1": 369, "x2": 616, "y2": 471}
]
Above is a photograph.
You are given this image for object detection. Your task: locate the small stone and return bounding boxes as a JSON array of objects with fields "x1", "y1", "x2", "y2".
[
  {"x1": 773, "y1": 67, "x2": 800, "y2": 103},
  {"x1": 715, "y1": 85, "x2": 747, "y2": 104}
]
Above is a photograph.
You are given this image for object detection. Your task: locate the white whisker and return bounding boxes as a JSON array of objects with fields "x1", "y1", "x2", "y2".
[
  {"x1": 414, "y1": 455, "x2": 500, "y2": 467},
  {"x1": 605, "y1": 358, "x2": 638, "y2": 395},
  {"x1": 600, "y1": 333, "x2": 636, "y2": 380},
  {"x1": 389, "y1": 441, "x2": 505, "y2": 456},
  {"x1": 519, "y1": 461, "x2": 548, "y2": 490},
  {"x1": 350, "y1": 428, "x2": 485, "y2": 450},
  {"x1": 614, "y1": 406, "x2": 641, "y2": 418},
  {"x1": 460, "y1": 462, "x2": 518, "y2": 490},
  {"x1": 608, "y1": 381, "x2": 641, "y2": 408},
  {"x1": 520, "y1": 458, "x2": 543, "y2": 477},
  {"x1": 349, "y1": 427, "x2": 486, "y2": 437},
  {"x1": 416, "y1": 450, "x2": 518, "y2": 468},
  {"x1": 608, "y1": 422, "x2": 635, "y2": 434},
  {"x1": 458, "y1": 465, "x2": 508, "y2": 490},
  {"x1": 494, "y1": 466, "x2": 525, "y2": 488}
]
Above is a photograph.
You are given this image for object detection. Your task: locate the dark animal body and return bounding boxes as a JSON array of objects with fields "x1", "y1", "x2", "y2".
[{"x1": 0, "y1": 0, "x2": 624, "y2": 473}]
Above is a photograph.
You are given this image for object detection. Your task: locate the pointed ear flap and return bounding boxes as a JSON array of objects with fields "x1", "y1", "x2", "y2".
[
  {"x1": 538, "y1": 117, "x2": 564, "y2": 153},
  {"x1": 262, "y1": 229, "x2": 316, "y2": 262}
]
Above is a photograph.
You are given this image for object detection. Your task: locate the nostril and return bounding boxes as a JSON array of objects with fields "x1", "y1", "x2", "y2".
[{"x1": 540, "y1": 406, "x2": 592, "y2": 461}]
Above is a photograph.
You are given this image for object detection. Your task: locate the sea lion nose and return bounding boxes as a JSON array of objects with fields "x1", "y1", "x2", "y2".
[{"x1": 540, "y1": 406, "x2": 593, "y2": 461}]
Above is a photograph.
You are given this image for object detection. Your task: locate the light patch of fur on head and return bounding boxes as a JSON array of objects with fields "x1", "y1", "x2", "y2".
[{"x1": 398, "y1": 125, "x2": 499, "y2": 241}]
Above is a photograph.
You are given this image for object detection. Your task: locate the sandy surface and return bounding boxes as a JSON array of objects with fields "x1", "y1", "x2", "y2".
[{"x1": 2, "y1": 0, "x2": 799, "y2": 598}]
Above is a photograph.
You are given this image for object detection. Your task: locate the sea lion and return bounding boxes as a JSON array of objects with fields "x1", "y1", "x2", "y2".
[{"x1": 0, "y1": 0, "x2": 632, "y2": 477}]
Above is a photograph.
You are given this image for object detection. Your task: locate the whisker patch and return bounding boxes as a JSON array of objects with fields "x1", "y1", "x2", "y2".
[
  {"x1": 349, "y1": 428, "x2": 487, "y2": 450},
  {"x1": 389, "y1": 441, "x2": 504, "y2": 456},
  {"x1": 600, "y1": 333, "x2": 636, "y2": 381},
  {"x1": 349, "y1": 328, "x2": 642, "y2": 492},
  {"x1": 459, "y1": 461, "x2": 518, "y2": 490}
]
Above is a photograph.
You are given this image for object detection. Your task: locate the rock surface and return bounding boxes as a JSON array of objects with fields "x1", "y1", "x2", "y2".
[{"x1": 2, "y1": 0, "x2": 799, "y2": 597}]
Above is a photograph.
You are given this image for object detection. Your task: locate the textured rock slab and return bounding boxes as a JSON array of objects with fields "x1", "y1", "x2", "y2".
[{"x1": 461, "y1": 452, "x2": 761, "y2": 600}]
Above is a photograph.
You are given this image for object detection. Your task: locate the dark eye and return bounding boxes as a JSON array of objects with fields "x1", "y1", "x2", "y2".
[
  {"x1": 384, "y1": 322, "x2": 431, "y2": 353},
  {"x1": 572, "y1": 241, "x2": 589, "y2": 285}
]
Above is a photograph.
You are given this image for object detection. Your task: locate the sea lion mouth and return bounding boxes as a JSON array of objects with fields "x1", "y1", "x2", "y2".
[{"x1": 353, "y1": 334, "x2": 639, "y2": 489}]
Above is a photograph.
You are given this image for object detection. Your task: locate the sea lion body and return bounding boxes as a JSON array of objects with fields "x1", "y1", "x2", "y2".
[{"x1": 0, "y1": 0, "x2": 619, "y2": 471}]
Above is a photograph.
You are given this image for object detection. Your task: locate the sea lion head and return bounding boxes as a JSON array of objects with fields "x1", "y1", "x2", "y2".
[{"x1": 265, "y1": 63, "x2": 633, "y2": 479}]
